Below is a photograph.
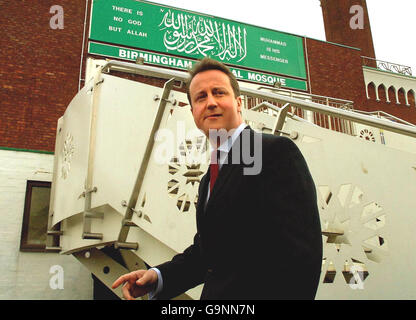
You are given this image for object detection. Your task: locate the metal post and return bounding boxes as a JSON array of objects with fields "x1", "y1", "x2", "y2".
[{"x1": 117, "y1": 78, "x2": 177, "y2": 244}]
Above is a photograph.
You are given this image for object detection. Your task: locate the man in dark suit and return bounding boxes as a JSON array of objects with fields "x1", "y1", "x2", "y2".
[{"x1": 112, "y1": 58, "x2": 322, "y2": 300}]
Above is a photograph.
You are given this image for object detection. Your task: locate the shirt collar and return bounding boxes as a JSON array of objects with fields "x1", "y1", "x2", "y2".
[
  {"x1": 210, "y1": 123, "x2": 247, "y2": 167},
  {"x1": 217, "y1": 122, "x2": 247, "y2": 154}
]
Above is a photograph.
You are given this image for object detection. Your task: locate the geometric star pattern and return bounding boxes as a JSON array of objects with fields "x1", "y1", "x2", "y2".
[
  {"x1": 318, "y1": 183, "x2": 388, "y2": 287},
  {"x1": 167, "y1": 137, "x2": 207, "y2": 213}
]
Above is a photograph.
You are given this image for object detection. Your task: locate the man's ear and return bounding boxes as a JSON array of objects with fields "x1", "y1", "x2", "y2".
[{"x1": 236, "y1": 96, "x2": 242, "y2": 113}]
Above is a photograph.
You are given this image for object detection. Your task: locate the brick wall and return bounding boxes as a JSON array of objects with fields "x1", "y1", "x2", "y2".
[
  {"x1": 306, "y1": 38, "x2": 369, "y2": 111},
  {"x1": 366, "y1": 83, "x2": 416, "y2": 124},
  {"x1": 1, "y1": 1, "x2": 414, "y2": 153},
  {"x1": 0, "y1": 0, "x2": 174, "y2": 153},
  {"x1": 320, "y1": 0, "x2": 376, "y2": 59},
  {"x1": 306, "y1": 38, "x2": 416, "y2": 124},
  {"x1": 0, "y1": 0, "x2": 86, "y2": 152}
]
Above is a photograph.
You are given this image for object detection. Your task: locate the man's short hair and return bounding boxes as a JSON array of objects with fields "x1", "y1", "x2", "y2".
[{"x1": 186, "y1": 57, "x2": 241, "y2": 106}]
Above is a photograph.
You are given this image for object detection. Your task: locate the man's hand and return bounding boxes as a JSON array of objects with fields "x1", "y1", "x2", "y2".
[{"x1": 112, "y1": 269, "x2": 158, "y2": 300}]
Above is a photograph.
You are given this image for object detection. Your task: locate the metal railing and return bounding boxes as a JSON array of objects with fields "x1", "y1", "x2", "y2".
[
  {"x1": 362, "y1": 56, "x2": 413, "y2": 76},
  {"x1": 258, "y1": 87, "x2": 354, "y2": 109},
  {"x1": 100, "y1": 60, "x2": 416, "y2": 139},
  {"x1": 243, "y1": 96, "x2": 355, "y2": 136},
  {"x1": 351, "y1": 110, "x2": 416, "y2": 127},
  {"x1": 243, "y1": 87, "x2": 356, "y2": 136}
]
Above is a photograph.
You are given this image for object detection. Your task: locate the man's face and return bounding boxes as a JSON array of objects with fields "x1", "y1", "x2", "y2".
[{"x1": 189, "y1": 69, "x2": 243, "y2": 137}]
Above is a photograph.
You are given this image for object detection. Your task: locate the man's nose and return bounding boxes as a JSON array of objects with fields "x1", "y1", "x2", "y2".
[{"x1": 206, "y1": 93, "x2": 217, "y2": 109}]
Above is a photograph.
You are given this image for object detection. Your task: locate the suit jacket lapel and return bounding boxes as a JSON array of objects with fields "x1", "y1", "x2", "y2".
[
  {"x1": 207, "y1": 160, "x2": 237, "y2": 205},
  {"x1": 196, "y1": 170, "x2": 209, "y2": 215},
  {"x1": 207, "y1": 126, "x2": 252, "y2": 205}
]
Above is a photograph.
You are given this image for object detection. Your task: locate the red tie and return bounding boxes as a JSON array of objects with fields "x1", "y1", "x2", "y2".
[
  {"x1": 210, "y1": 151, "x2": 219, "y2": 193},
  {"x1": 210, "y1": 162, "x2": 219, "y2": 193}
]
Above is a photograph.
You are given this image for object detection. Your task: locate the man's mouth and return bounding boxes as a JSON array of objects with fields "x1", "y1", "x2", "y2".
[{"x1": 205, "y1": 114, "x2": 222, "y2": 120}]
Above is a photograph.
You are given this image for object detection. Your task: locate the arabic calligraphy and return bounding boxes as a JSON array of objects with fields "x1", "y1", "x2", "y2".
[{"x1": 159, "y1": 10, "x2": 247, "y2": 62}]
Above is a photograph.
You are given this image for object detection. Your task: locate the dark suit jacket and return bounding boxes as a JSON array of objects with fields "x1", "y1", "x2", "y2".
[{"x1": 156, "y1": 127, "x2": 322, "y2": 300}]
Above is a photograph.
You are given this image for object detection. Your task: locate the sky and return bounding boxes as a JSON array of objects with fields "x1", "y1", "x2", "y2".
[{"x1": 150, "y1": 0, "x2": 416, "y2": 74}]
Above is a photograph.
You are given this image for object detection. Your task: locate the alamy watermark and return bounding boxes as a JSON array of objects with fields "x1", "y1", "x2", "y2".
[
  {"x1": 50, "y1": 5, "x2": 64, "y2": 30},
  {"x1": 350, "y1": 5, "x2": 364, "y2": 30},
  {"x1": 49, "y1": 265, "x2": 64, "y2": 290},
  {"x1": 348, "y1": 265, "x2": 365, "y2": 290},
  {"x1": 153, "y1": 122, "x2": 263, "y2": 176}
]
